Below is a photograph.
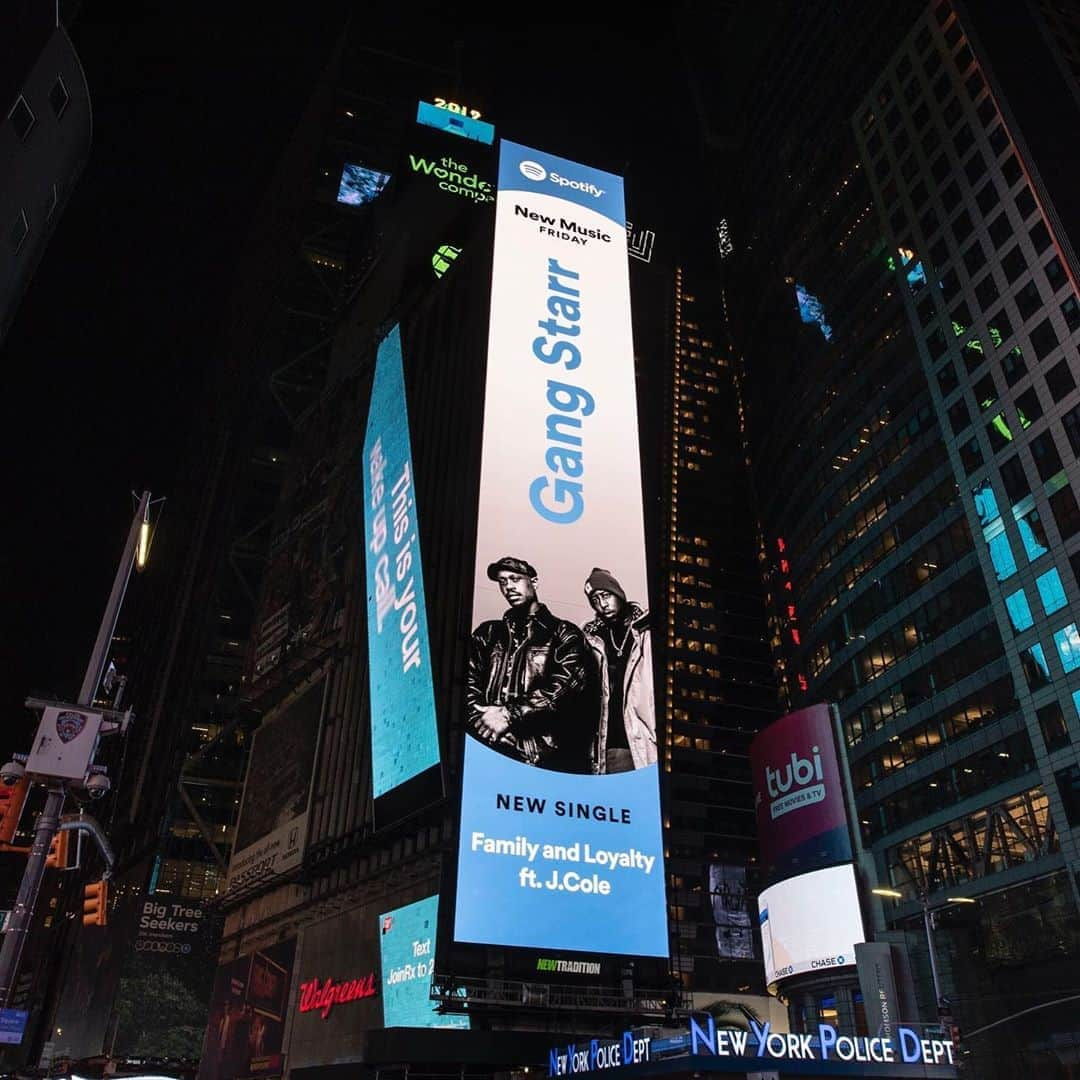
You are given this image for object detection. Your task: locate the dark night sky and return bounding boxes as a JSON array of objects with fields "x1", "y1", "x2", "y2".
[
  {"x1": 1, "y1": 8, "x2": 713, "y2": 754},
  {"x1": 1, "y1": 5, "x2": 351, "y2": 745}
]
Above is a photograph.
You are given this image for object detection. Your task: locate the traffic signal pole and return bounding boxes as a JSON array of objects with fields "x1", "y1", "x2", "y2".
[{"x1": 0, "y1": 492, "x2": 150, "y2": 1008}]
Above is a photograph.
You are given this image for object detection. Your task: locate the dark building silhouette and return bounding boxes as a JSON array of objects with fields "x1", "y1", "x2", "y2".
[{"x1": 1, "y1": 1, "x2": 91, "y2": 343}]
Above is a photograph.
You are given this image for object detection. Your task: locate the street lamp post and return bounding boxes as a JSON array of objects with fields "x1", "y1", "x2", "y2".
[
  {"x1": 922, "y1": 897, "x2": 945, "y2": 1012},
  {"x1": 872, "y1": 887, "x2": 976, "y2": 1018},
  {"x1": 0, "y1": 491, "x2": 152, "y2": 1009}
]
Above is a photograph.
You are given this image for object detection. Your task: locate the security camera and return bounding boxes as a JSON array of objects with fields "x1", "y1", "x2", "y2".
[
  {"x1": 84, "y1": 773, "x2": 111, "y2": 799},
  {"x1": 0, "y1": 761, "x2": 25, "y2": 786}
]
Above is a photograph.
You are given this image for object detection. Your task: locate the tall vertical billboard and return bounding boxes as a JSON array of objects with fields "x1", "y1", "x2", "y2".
[
  {"x1": 364, "y1": 324, "x2": 443, "y2": 827},
  {"x1": 750, "y1": 703, "x2": 853, "y2": 885},
  {"x1": 453, "y1": 140, "x2": 667, "y2": 958}
]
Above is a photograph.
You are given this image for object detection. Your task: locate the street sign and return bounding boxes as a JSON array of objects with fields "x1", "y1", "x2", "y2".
[{"x1": 0, "y1": 1007, "x2": 28, "y2": 1044}]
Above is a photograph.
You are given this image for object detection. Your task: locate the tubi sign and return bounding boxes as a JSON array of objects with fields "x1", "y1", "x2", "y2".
[{"x1": 750, "y1": 704, "x2": 852, "y2": 884}]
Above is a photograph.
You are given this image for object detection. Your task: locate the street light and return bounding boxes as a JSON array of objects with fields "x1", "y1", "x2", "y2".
[
  {"x1": 0, "y1": 490, "x2": 153, "y2": 1007},
  {"x1": 872, "y1": 887, "x2": 977, "y2": 1016}
]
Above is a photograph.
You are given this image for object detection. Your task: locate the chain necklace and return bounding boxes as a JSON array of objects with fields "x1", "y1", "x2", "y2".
[{"x1": 607, "y1": 620, "x2": 633, "y2": 657}]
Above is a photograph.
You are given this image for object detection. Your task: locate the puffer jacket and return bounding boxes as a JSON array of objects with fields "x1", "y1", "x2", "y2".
[{"x1": 583, "y1": 603, "x2": 656, "y2": 772}]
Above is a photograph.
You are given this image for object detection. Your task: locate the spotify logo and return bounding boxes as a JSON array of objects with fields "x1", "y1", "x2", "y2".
[{"x1": 519, "y1": 160, "x2": 547, "y2": 182}]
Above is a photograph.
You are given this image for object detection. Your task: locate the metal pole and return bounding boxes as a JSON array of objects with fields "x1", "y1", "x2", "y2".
[
  {"x1": 0, "y1": 785, "x2": 64, "y2": 1005},
  {"x1": 922, "y1": 898, "x2": 944, "y2": 1014},
  {"x1": 78, "y1": 491, "x2": 150, "y2": 705},
  {"x1": 0, "y1": 491, "x2": 149, "y2": 1008}
]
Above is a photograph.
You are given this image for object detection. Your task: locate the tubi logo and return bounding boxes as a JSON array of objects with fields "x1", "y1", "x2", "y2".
[
  {"x1": 519, "y1": 160, "x2": 547, "y2": 181},
  {"x1": 765, "y1": 745, "x2": 823, "y2": 797},
  {"x1": 763, "y1": 745, "x2": 827, "y2": 820}
]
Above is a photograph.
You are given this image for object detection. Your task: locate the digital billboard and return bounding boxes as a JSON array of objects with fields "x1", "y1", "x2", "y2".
[
  {"x1": 416, "y1": 100, "x2": 494, "y2": 145},
  {"x1": 363, "y1": 324, "x2": 442, "y2": 826},
  {"x1": 197, "y1": 939, "x2": 296, "y2": 1080},
  {"x1": 795, "y1": 283, "x2": 832, "y2": 341},
  {"x1": 379, "y1": 895, "x2": 469, "y2": 1029},
  {"x1": 750, "y1": 703, "x2": 852, "y2": 885},
  {"x1": 226, "y1": 679, "x2": 324, "y2": 894},
  {"x1": 337, "y1": 163, "x2": 391, "y2": 206},
  {"x1": 758, "y1": 863, "x2": 865, "y2": 985},
  {"x1": 452, "y1": 139, "x2": 667, "y2": 958},
  {"x1": 709, "y1": 863, "x2": 754, "y2": 960}
]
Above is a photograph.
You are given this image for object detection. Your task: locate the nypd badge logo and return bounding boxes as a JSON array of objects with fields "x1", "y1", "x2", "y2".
[{"x1": 55, "y1": 711, "x2": 87, "y2": 744}]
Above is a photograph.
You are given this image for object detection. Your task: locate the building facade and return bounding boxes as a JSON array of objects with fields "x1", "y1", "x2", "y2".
[
  {"x1": 715, "y1": 0, "x2": 1080, "y2": 1073},
  {"x1": 1, "y1": 1, "x2": 91, "y2": 343}
]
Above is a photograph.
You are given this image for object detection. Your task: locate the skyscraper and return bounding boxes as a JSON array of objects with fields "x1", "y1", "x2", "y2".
[
  {"x1": 629, "y1": 245, "x2": 777, "y2": 1003},
  {"x1": 708, "y1": 0, "x2": 1080, "y2": 1071},
  {"x1": 1, "y1": 1, "x2": 91, "y2": 343}
]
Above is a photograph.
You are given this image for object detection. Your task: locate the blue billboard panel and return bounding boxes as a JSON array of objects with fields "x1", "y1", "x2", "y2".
[
  {"x1": 363, "y1": 325, "x2": 442, "y2": 820},
  {"x1": 379, "y1": 896, "x2": 469, "y2": 1029},
  {"x1": 416, "y1": 101, "x2": 494, "y2": 145},
  {"x1": 0, "y1": 1009, "x2": 28, "y2": 1045},
  {"x1": 453, "y1": 140, "x2": 668, "y2": 958}
]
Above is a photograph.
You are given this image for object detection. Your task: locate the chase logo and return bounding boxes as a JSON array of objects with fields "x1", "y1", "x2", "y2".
[{"x1": 520, "y1": 160, "x2": 548, "y2": 182}]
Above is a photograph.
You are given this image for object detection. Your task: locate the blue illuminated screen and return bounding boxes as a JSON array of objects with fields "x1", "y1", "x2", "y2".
[
  {"x1": 796, "y1": 283, "x2": 833, "y2": 341},
  {"x1": 362, "y1": 325, "x2": 441, "y2": 799},
  {"x1": 379, "y1": 895, "x2": 469, "y2": 1029},
  {"x1": 338, "y1": 163, "x2": 391, "y2": 206},
  {"x1": 416, "y1": 101, "x2": 494, "y2": 145}
]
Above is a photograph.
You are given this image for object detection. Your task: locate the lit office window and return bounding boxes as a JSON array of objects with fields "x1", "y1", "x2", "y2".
[
  {"x1": 973, "y1": 480, "x2": 999, "y2": 526},
  {"x1": 1004, "y1": 588, "x2": 1034, "y2": 632},
  {"x1": 988, "y1": 532, "x2": 1017, "y2": 581},
  {"x1": 1036, "y1": 568, "x2": 1068, "y2": 615},
  {"x1": 1054, "y1": 624, "x2": 1080, "y2": 673}
]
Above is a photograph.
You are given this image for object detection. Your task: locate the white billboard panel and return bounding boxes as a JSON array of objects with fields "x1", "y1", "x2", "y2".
[{"x1": 758, "y1": 863, "x2": 865, "y2": 984}]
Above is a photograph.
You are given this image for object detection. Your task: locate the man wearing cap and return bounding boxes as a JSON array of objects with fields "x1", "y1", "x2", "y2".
[
  {"x1": 466, "y1": 556, "x2": 596, "y2": 773},
  {"x1": 582, "y1": 568, "x2": 656, "y2": 774}
]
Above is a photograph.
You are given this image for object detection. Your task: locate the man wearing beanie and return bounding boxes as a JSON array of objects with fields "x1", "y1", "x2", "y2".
[
  {"x1": 466, "y1": 555, "x2": 596, "y2": 773},
  {"x1": 582, "y1": 568, "x2": 656, "y2": 774}
]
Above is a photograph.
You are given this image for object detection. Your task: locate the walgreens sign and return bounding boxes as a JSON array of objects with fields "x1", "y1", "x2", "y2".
[
  {"x1": 750, "y1": 704, "x2": 852, "y2": 885},
  {"x1": 298, "y1": 973, "x2": 377, "y2": 1019}
]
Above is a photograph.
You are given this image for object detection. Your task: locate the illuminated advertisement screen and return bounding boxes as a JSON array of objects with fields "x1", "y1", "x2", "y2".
[
  {"x1": 758, "y1": 863, "x2": 865, "y2": 984},
  {"x1": 363, "y1": 325, "x2": 443, "y2": 827},
  {"x1": 197, "y1": 939, "x2": 296, "y2": 1080},
  {"x1": 338, "y1": 163, "x2": 391, "y2": 206},
  {"x1": 452, "y1": 139, "x2": 667, "y2": 958},
  {"x1": 709, "y1": 863, "x2": 754, "y2": 960},
  {"x1": 750, "y1": 703, "x2": 852, "y2": 885},
  {"x1": 795, "y1": 283, "x2": 832, "y2": 341},
  {"x1": 379, "y1": 895, "x2": 469, "y2": 1029},
  {"x1": 416, "y1": 100, "x2": 494, "y2": 145}
]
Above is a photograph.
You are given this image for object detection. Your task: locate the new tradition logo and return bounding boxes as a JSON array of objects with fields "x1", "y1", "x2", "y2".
[{"x1": 519, "y1": 160, "x2": 548, "y2": 181}]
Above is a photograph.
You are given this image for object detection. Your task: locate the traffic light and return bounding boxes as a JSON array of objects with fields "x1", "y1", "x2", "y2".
[
  {"x1": 45, "y1": 831, "x2": 70, "y2": 870},
  {"x1": 0, "y1": 777, "x2": 29, "y2": 846},
  {"x1": 82, "y1": 880, "x2": 108, "y2": 927}
]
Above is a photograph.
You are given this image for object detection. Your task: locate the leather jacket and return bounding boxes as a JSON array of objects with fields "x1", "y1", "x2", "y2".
[{"x1": 467, "y1": 603, "x2": 597, "y2": 773}]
